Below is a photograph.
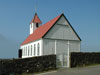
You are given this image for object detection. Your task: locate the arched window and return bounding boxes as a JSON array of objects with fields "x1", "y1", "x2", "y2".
[
  {"x1": 24, "y1": 47, "x2": 25, "y2": 56},
  {"x1": 34, "y1": 44, "x2": 36, "y2": 56},
  {"x1": 37, "y1": 43, "x2": 40, "y2": 55},
  {"x1": 31, "y1": 45, "x2": 32, "y2": 56},
  {"x1": 28, "y1": 46, "x2": 29, "y2": 56},
  {"x1": 26, "y1": 46, "x2": 27, "y2": 56}
]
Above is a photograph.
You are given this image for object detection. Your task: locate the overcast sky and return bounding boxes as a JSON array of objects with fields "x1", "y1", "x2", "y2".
[{"x1": 0, "y1": 0, "x2": 100, "y2": 58}]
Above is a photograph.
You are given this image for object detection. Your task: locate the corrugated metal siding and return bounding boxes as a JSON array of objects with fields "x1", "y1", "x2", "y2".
[
  {"x1": 56, "y1": 40, "x2": 68, "y2": 54},
  {"x1": 43, "y1": 39, "x2": 55, "y2": 55},
  {"x1": 57, "y1": 15, "x2": 69, "y2": 25},
  {"x1": 43, "y1": 39, "x2": 80, "y2": 55},
  {"x1": 69, "y1": 41, "x2": 80, "y2": 52},
  {"x1": 44, "y1": 16, "x2": 79, "y2": 41}
]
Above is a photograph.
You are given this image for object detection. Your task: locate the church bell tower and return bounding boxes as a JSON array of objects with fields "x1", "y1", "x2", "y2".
[{"x1": 30, "y1": 13, "x2": 42, "y2": 34}]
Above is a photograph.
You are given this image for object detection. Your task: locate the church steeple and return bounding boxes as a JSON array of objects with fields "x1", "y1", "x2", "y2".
[
  {"x1": 30, "y1": 13, "x2": 42, "y2": 34},
  {"x1": 31, "y1": 13, "x2": 42, "y2": 24}
]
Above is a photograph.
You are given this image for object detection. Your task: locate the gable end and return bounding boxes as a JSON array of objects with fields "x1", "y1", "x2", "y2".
[
  {"x1": 43, "y1": 13, "x2": 81, "y2": 41},
  {"x1": 42, "y1": 14, "x2": 63, "y2": 38},
  {"x1": 62, "y1": 14, "x2": 81, "y2": 41}
]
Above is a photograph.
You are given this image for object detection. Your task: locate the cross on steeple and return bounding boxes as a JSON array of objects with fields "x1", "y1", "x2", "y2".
[{"x1": 34, "y1": 0, "x2": 37, "y2": 13}]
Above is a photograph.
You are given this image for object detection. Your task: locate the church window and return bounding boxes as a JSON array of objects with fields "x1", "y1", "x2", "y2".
[
  {"x1": 37, "y1": 43, "x2": 40, "y2": 55},
  {"x1": 31, "y1": 45, "x2": 32, "y2": 56},
  {"x1": 28, "y1": 46, "x2": 29, "y2": 56},
  {"x1": 24, "y1": 47, "x2": 25, "y2": 56},
  {"x1": 36, "y1": 23, "x2": 39, "y2": 27},
  {"x1": 34, "y1": 44, "x2": 36, "y2": 56},
  {"x1": 26, "y1": 47, "x2": 27, "y2": 56},
  {"x1": 22, "y1": 49, "x2": 24, "y2": 56}
]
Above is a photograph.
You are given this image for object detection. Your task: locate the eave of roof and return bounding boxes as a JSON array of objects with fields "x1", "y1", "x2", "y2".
[{"x1": 21, "y1": 13, "x2": 81, "y2": 46}]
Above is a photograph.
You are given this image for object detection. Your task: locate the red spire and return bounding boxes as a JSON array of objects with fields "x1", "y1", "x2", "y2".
[{"x1": 31, "y1": 13, "x2": 42, "y2": 24}]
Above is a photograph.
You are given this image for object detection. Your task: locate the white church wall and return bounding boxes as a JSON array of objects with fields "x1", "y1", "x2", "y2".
[
  {"x1": 43, "y1": 39, "x2": 80, "y2": 55},
  {"x1": 43, "y1": 38, "x2": 80, "y2": 68},
  {"x1": 30, "y1": 23, "x2": 41, "y2": 34},
  {"x1": 56, "y1": 40, "x2": 68, "y2": 55},
  {"x1": 69, "y1": 41, "x2": 81, "y2": 52},
  {"x1": 20, "y1": 39, "x2": 43, "y2": 58},
  {"x1": 44, "y1": 16, "x2": 80, "y2": 41},
  {"x1": 43, "y1": 39, "x2": 55, "y2": 55},
  {"x1": 30, "y1": 23, "x2": 33, "y2": 34}
]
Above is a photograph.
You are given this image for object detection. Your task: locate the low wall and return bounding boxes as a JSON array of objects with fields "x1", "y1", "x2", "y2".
[
  {"x1": 0, "y1": 55, "x2": 56, "y2": 74},
  {"x1": 70, "y1": 52, "x2": 100, "y2": 67}
]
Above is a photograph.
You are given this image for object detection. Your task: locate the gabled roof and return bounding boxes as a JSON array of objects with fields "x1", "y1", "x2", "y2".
[
  {"x1": 21, "y1": 13, "x2": 81, "y2": 46},
  {"x1": 21, "y1": 14, "x2": 61, "y2": 45},
  {"x1": 30, "y1": 13, "x2": 42, "y2": 24}
]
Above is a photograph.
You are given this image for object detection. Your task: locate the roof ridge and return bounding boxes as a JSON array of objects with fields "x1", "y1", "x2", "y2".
[
  {"x1": 40, "y1": 14, "x2": 62, "y2": 26},
  {"x1": 21, "y1": 14, "x2": 62, "y2": 45},
  {"x1": 32, "y1": 14, "x2": 62, "y2": 33}
]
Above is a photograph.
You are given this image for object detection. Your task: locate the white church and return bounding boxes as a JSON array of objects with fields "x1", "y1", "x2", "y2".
[{"x1": 20, "y1": 13, "x2": 81, "y2": 67}]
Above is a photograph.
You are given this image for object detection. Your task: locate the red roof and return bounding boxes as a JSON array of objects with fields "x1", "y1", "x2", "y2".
[
  {"x1": 31, "y1": 13, "x2": 42, "y2": 24},
  {"x1": 21, "y1": 14, "x2": 61, "y2": 45}
]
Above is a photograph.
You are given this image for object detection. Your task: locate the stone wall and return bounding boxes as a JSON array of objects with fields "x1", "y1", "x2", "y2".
[
  {"x1": 0, "y1": 55, "x2": 56, "y2": 75},
  {"x1": 70, "y1": 52, "x2": 100, "y2": 67}
]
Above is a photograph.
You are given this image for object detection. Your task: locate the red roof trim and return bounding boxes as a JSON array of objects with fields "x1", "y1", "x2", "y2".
[{"x1": 21, "y1": 14, "x2": 62, "y2": 46}]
